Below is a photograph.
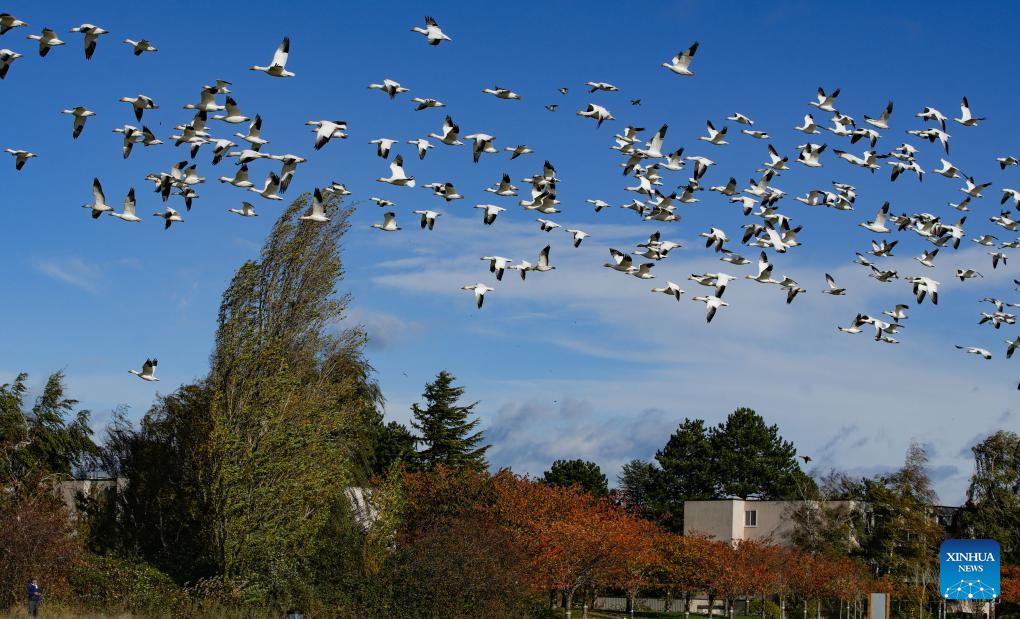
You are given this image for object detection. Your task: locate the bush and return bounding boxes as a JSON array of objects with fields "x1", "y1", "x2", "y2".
[
  {"x1": 748, "y1": 598, "x2": 782, "y2": 619},
  {"x1": 69, "y1": 553, "x2": 189, "y2": 615}
]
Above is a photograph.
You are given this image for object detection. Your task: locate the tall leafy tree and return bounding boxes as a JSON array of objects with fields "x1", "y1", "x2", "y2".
[
  {"x1": 617, "y1": 459, "x2": 657, "y2": 516},
  {"x1": 859, "y1": 442, "x2": 944, "y2": 616},
  {"x1": 542, "y1": 459, "x2": 609, "y2": 498},
  {"x1": 653, "y1": 418, "x2": 718, "y2": 531},
  {"x1": 410, "y1": 371, "x2": 490, "y2": 472},
  {"x1": 960, "y1": 430, "x2": 1020, "y2": 563},
  {"x1": 710, "y1": 407, "x2": 806, "y2": 500},
  {"x1": 204, "y1": 192, "x2": 383, "y2": 604},
  {"x1": 370, "y1": 420, "x2": 417, "y2": 476}
]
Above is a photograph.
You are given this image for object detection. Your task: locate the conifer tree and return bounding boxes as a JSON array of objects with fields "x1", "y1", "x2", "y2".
[{"x1": 410, "y1": 371, "x2": 490, "y2": 472}]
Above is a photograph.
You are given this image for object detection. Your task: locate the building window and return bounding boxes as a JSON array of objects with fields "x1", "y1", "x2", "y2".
[{"x1": 745, "y1": 509, "x2": 757, "y2": 527}]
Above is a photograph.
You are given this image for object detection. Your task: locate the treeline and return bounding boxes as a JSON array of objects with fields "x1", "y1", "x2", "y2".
[{"x1": 2, "y1": 194, "x2": 1019, "y2": 617}]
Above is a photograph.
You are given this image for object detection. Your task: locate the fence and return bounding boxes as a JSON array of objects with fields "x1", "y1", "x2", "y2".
[{"x1": 594, "y1": 597, "x2": 734, "y2": 613}]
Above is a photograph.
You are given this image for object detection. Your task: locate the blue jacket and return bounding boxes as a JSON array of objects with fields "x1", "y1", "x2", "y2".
[{"x1": 27, "y1": 583, "x2": 41, "y2": 601}]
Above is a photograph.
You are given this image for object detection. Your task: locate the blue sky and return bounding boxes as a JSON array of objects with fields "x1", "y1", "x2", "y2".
[{"x1": 2, "y1": 1, "x2": 1018, "y2": 503}]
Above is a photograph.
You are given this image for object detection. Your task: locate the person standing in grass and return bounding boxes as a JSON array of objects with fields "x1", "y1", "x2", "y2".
[{"x1": 26, "y1": 578, "x2": 41, "y2": 617}]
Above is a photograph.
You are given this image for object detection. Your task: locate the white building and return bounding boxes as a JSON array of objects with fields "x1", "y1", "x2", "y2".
[{"x1": 683, "y1": 498, "x2": 858, "y2": 545}]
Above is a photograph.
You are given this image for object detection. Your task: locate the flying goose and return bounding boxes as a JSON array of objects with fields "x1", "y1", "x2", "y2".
[
  {"x1": 576, "y1": 103, "x2": 614, "y2": 127},
  {"x1": 123, "y1": 38, "x2": 157, "y2": 55},
  {"x1": 413, "y1": 210, "x2": 441, "y2": 230},
  {"x1": 997, "y1": 156, "x2": 1018, "y2": 170},
  {"x1": 859, "y1": 202, "x2": 891, "y2": 233},
  {"x1": 537, "y1": 218, "x2": 560, "y2": 232},
  {"x1": 956, "y1": 345, "x2": 992, "y2": 360},
  {"x1": 0, "y1": 13, "x2": 27, "y2": 35},
  {"x1": 153, "y1": 206, "x2": 182, "y2": 230},
  {"x1": 700, "y1": 227, "x2": 728, "y2": 252},
  {"x1": 212, "y1": 97, "x2": 249, "y2": 123},
  {"x1": 566, "y1": 229, "x2": 588, "y2": 247},
  {"x1": 961, "y1": 176, "x2": 992, "y2": 198},
  {"x1": 1006, "y1": 336, "x2": 1020, "y2": 359},
  {"x1": 108, "y1": 188, "x2": 141, "y2": 222},
  {"x1": 412, "y1": 97, "x2": 445, "y2": 111},
  {"x1": 628, "y1": 263, "x2": 655, "y2": 279},
  {"x1": 423, "y1": 181, "x2": 463, "y2": 201},
  {"x1": 662, "y1": 41, "x2": 698, "y2": 76},
  {"x1": 369, "y1": 138, "x2": 397, "y2": 159},
  {"x1": 411, "y1": 16, "x2": 451, "y2": 45},
  {"x1": 882, "y1": 305, "x2": 909, "y2": 322},
  {"x1": 822, "y1": 274, "x2": 846, "y2": 295},
  {"x1": 69, "y1": 23, "x2": 108, "y2": 59},
  {"x1": 726, "y1": 112, "x2": 753, "y2": 125},
  {"x1": 376, "y1": 154, "x2": 415, "y2": 187},
  {"x1": 505, "y1": 144, "x2": 533, "y2": 159},
  {"x1": 651, "y1": 282, "x2": 684, "y2": 301},
  {"x1": 462, "y1": 284, "x2": 493, "y2": 308},
  {"x1": 699, "y1": 121, "x2": 728, "y2": 145},
  {"x1": 299, "y1": 189, "x2": 330, "y2": 222},
  {"x1": 741, "y1": 129, "x2": 769, "y2": 139},
  {"x1": 956, "y1": 268, "x2": 983, "y2": 281},
  {"x1": 82, "y1": 178, "x2": 112, "y2": 219},
  {"x1": 915, "y1": 249, "x2": 939, "y2": 268},
  {"x1": 218, "y1": 164, "x2": 254, "y2": 187},
  {"x1": 809, "y1": 87, "x2": 840, "y2": 112},
  {"x1": 532, "y1": 245, "x2": 555, "y2": 272},
  {"x1": 0, "y1": 48, "x2": 21, "y2": 79},
  {"x1": 465, "y1": 133, "x2": 497, "y2": 162},
  {"x1": 864, "y1": 101, "x2": 893, "y2": 129},
  {"x1": 228, "y1": 201, "x2": 258, "y2": 217},
  {"x1": 119, "y1": 94, "x2": 158, "y2": 121},
  {"x1": 26, "y1": 28, "x2": 64, "y2": 56},
  {"x1": 183, "y1": 85, "x2": 225, "y2": 112},
  {"x1": 4, "y1": 148, "x2": 36, "y2": 170},
  {"x1": 586, "y1": 81, "x2": 618, "y2": 92},
  {"x1": 428, "y1": 115, "x2": 462, "y2": 145},
  {"x1": 62, "y1": 106, "x2": 95, "y2": 139},
  {"x1": 370, "y1": 197, "x2": 396, "y2": 208},
  {"x1": 248, "y1": 171, "x2": 283, "y2": 200},
  {"x1": 129, "y1": 358, "x2": 159, "y2": 381},
  {"x1": 482, "y1": 86, "x2": 521, "y2": 100},
  {"x1": 481, "y1": 256, "x2": 513, "y2": 281},
  {"x1": 586, "y1": 198, "x2": 610, "y2": 212},
  {"x1": 794, "y1": 114, "x2": 820, "y2": 134},
  {"x1": 371, "y1": 211, "x2": 401, "y2": 231},
  {"x1": 474, "y1": 204, "x2": 505, "y2": 225},
  {"x1": 306, "y1": 120, "x2": 347, "y2": 150},
  {"x1": 250, "y1": 36, "x2": 294, "y2": 77},
  {"x1": 692, "y1": 295, "x2": 728, "y2": 323},
  {"x1": 368, "y1": 78, "x2": 409, "y2": 98},
  {"x1": 746, "y1": 251, "x2": 779, "y2": 284},
  {"x1": 954, "y1": 96, "x2": 984, "y2": 126},
  {"x1": 486, "y1": 173, "x2": 518, "y2": 196}
]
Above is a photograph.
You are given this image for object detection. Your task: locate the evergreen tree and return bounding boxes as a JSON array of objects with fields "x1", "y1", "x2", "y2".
[
  {"x1": 616, "y1": 459, "x2": 657, "y2": 515},
  {"x1": 542, "y1": 459, "x2": 609, "y2": 498},
  {"x1": 653, "y1": 418, "x2": 718, "y2": 531},
  {"x1": 371, "y1": 420, "x2": 417, "y2": 476},
  {"x1": 410, "y1": 371, "x2": 490, "y2": 472},
  {"x1": 710, "y1": 407, "x2": 806, "y2": 500},
  {"x1": 960, "y1": 430, "x2": 1020, "y2": 563}
]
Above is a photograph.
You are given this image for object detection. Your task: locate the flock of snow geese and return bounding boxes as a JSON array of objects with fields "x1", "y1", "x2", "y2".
[{"x1": 2, "y1": 12, "x2": 1020, "y2": 388}]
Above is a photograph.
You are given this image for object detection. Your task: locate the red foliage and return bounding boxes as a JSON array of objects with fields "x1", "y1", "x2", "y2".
[{"x1": 1002, "y1": 566, "x2": 1020, "y2": 604}]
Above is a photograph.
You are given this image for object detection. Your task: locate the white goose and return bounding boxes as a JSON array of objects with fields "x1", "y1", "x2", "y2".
[
  {"x1": 822, "y1": 274, "x2": 846, "y2": 295},
  {"x1": 68, "y1": 23, "x2": 108, "y2": 60},
  {"x1": 62, "y1": 106, "x2": 95, "y2": 139},
  {"x1": 368, "y1": 78, "x2": 409, "y2": 98},
  {"x1": 248, "y1": 172, "x2": 283, "y2": 200},
  {"x1": 119, "y1": 94, "x2": 158, "y2": 121},
  {"x1": 212, "y1": 97, "x2": 250, "y2": 123},
  {"x1": 26, "y1": 28, "x2": 65, "y2": 57},
  {"x1": 376, "y1": 154, "x2": 415, "y2": 187},
  {"x1": 566, "y1": 229, "x2": 589, "y2": 248},
  {"x1": 4, "y1": 148, "x2": 36, "y2": 170},
  {"x1": 409, "y1": 138, "x2": 433, "y2": 160},
  {"x1": 864, "y1": 101, "x2": 893, "y2": 129},
  {"x1": 956, "y1": 345, "x2": 992, "y2": 360},
  {"x1": 369, "y1": 138, "x2": 397, "y2": 159},
  {"x1": 462, "y1": 284, "x2": 493, "y2": 308},
  {"x1": 299, "y1": 189, "x2": 330, "y2": 223},
  {"x1": 954, "y1": 96, "x2": 985, "y2": 126},
  {"x1": 371, "y1": 211, "x2": 401, "y2": 231},
  {"x1": 228, "y1": 201, "x2": 258, "y2": 217},
  {"x1": 662, "y1": 41, "x2": 699, "y2": 76},
  {"x1": 651, "y1": 282, "x2": 684, "y2": 301},
  {"x1": 794, "y1": 114, "x2": 820, "y2": 134},
  {"x1": 699, "y1": 121, "x2": 728, "y2": 145},
  {"x1": 184, "y1": 85, "x2": 225, "y2": 112},
  {"x1": 123, "y1": 38, "x2": 157, "y2": 55},
  {"x1": 0, "y1": 48, "x2": 21, "y2": 79},
  {"x1": 108, "y1": 188, "x2": 141, "y2": 222},
  {"x1": 307, "y1": 120, "x2": 347, "y2": 150},
  {"x1": 465, "y1": 133, "x2": 497, "y2": 162},
  {"x1": 82, "y1": 178, "x2": 112, "y2": 219},
  {"x1": 250, "y1": 36, "x2": 294, "y2": 77},
  {"x1": 859, "y1": 202, "x2": 891, "y2": 233},
  {"x1": 129, "y1": 358, "x2": 159, "y2": 381},
  {"x1": 537, "y1": 218, "x2": 560, "y2": 232},
  {"x1": 474, "y1": 204, "x2": 505, "y2": 225},
  {"x1": 153, "y1": 206, "x2": 183, "y2": 230},
  {"x1": 428, "y1": 115, "x2": 462, "y2": 146},
  {"x1": 576, "y1": 103, "x2": 614, "y2": 127},
  {"x1": 486, "y1": 173, "x2": 518, "y2": 196},
  {"x1": 692, "y1": 295, "x2": 728, "y2": 323},
  {"x1": 413, "y1": 210, "x2": 441, "y2": 230},
  {"x1": 411, "y1": 16, "x2": 451, "y2": 45},
  {"x1": 218, "y1": 164, "x2": 254, "y2": 188},
  {"x1": 0, "y1": 13, "x2": 27, "y2": 35},
  {"x1": 412, "y1": 97, "x2": 445, "y2": 111},
  {"x1": 481, "y1": 256, "x2": 513, "y2": 281},
  {"x1": 808, "y1": 87, "x2": 840, "y2": 112},
  {"x1": 482, "y1": 86, "x2": 521, "y2": 100}
]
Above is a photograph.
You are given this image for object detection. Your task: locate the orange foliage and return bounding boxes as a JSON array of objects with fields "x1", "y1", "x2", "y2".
[{"x1": 1002, "y1": 566, "x2": 1020, "y2": 604}]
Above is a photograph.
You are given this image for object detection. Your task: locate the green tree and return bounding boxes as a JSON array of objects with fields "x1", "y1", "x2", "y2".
[
  {"x1": 542, "y1": 459, "x2": 609, "y2": 498},
  {"x1": 710, "y1": 407, "x2": 807, "y2": 500},
  {"x1": 410, "y1": 371, "x2": 490, "y2": 472},
  {"x1": 617, "y1": 459, "x2": 657, "y2": 516},
  {"x1": 371, "y1": 420, "x2": 417, "y2": 476},
  {"x1": 203, "y1": 192, "x2": 382, "y2": 605},
  {"x1": 653, "y1": 418, "x2": 718, "y2": 531},
  {"x1": 0, "y1": 371, "x2": 97, "y2": 491},
  {"x1": 859, "y1": 442, "x2": 944, "y2": 615},
  {"x1": 789, "y1": 470, "x2": 867, "y2": 558},
  {"x1": 960, "y1": 430, "x2": 1020, "y2": 563}
]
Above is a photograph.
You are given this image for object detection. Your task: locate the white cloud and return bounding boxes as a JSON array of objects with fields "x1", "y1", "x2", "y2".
[{"x1": 34, "y1": 256, "x2": 102, "y2": 292}]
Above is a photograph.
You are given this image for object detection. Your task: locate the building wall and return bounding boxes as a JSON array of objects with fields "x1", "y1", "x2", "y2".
[{"x1": 684, "y1": 499, "x2": 856, "y2": 546}]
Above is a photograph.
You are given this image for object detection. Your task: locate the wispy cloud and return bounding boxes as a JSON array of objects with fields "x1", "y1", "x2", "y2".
[{"x1": 34, "y1": 256, "x2": 102, "y2": 292}]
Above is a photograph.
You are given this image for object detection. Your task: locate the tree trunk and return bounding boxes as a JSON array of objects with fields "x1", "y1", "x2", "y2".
[
  {"x1": 566, "y1": 588, "x2": 574, "y2": 619},
  {"x1": 550, "y1": 589, "x2": 556, "y2": 610},
  {"x1": 762, "y1": 594, "x2": 767, "y2": 619},
  {"x1": 684, "y1": 591, "x2": 690, "y2": 619},
  {"x1": 780, "y1": 596, "x2": 786, "y2": 619},
  {"x1": 803, "y1": 599, "x2": 808, "y2": 619},
  {"x1": 816, "y1": 598, "x2": 821, "y2": 619}
]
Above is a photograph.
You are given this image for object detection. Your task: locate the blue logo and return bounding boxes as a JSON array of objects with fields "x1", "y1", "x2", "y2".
[{"x1": 940, "y1": 539, "x2": 1000, "y2": 600}]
